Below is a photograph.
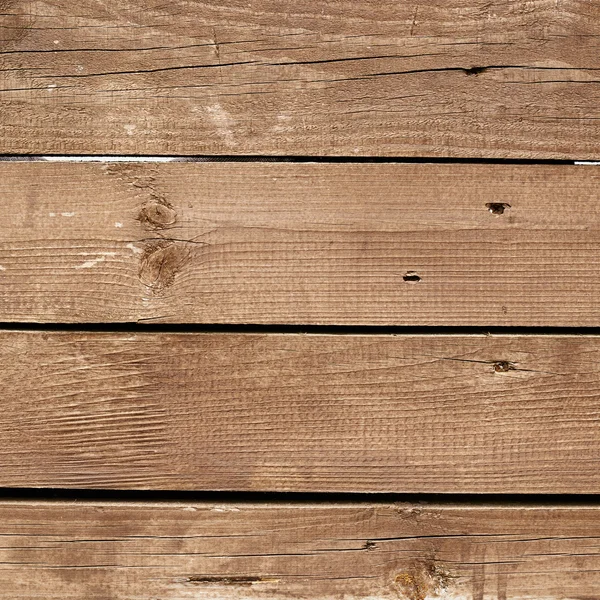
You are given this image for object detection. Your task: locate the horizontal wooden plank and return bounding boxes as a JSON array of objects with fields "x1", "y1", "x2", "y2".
[
  {"x1": 1, "y1": 161, "x2": 600, "y2": 325},
  {"x1": 1, "y1": 1, "x2": 600, "y2": 157},
  {"x1": 2, "y1": 331, "x2": 600, "y2": 492},
  {"x1": 0, "y1": 500, "x2": 598, "y2": 599}
]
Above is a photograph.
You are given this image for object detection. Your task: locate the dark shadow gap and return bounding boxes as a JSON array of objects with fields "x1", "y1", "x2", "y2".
[
  {"x1": 0, "y1": 154, "x2": 581, "y2": 165},
  {"x1": 1, "y1": 323, "x2": 600, "y2": 335},
  {"x1": 0, "y1": 488, "x2": 598, "y2": 505}
]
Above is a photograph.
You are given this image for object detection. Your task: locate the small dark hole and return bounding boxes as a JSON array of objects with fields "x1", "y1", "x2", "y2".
[
  {"x1": 403, "y1": 272, "x2": 421, "y2": 283},
  {"x1": 486, "y1": 202, "x2": 511, "y2": 215},
  {"x1": 464, "y1": 66, "x2": 487, "y2": 76}
]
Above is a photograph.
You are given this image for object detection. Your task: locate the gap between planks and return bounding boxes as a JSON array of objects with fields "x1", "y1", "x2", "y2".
[
  {"x1": 0, "y1": 155, "x2": 594, "y2": 163},
  {"x1": 5, "y1": 323, "x2": 600, "y2": 337},
  {"x1": 1, "y1": 488, "x2": 600, "y2": 506}
]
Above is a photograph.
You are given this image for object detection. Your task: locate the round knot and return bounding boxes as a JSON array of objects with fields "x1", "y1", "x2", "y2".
[{"x1": 139, "y1": 203, "x2": 177, "y2": 228}]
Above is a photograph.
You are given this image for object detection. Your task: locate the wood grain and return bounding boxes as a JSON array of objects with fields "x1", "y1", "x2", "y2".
[
  {"x1": 0, "y1": 500, "x2": 598, "y2": 599},
  {"x1": 2, "y1": 161, "x2": 600, "y2": 325},
  {"x1": 2, "y1": 331, "x2": 600, "y2": 492},
  {"x1": 1, "y1": 0, "x2": 600, "y2": 157}
]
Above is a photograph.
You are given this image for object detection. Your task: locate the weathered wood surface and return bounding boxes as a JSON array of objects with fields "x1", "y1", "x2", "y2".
[
  {"x1": 2, "y1": 161, "x2": 600, "y2": 325},
  {"x1": 0, "y1": 500, "x2": 598, "y2": 599},
  {"x1": 1, "y1": 0, "x2": 600, "y2": 157},
  {"x1": 2, "y1": 331, "x2": 600, "y2": 492}
]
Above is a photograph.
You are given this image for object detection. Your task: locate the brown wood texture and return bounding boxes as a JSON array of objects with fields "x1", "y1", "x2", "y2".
[
  {"x1": 0, "y1": 500, "x2": 598, "y2": 599},
  {"x1": 1, "y1": 331, "x2": 600, "y2": 492},
  {"x1": 1, "y1": 0, "x2": 600, "y2": 157},
  {"x1": 1, "y1": 161, "x2": 600, "y2": 325}
]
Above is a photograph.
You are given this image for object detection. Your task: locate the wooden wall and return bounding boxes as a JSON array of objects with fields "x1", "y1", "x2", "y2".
[{"x1": 1, "y1": 1, "x2": 599, "y2": 598}]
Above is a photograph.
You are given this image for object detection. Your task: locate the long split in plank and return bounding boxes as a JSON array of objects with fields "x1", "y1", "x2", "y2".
[
  {"x1": 1, "y1": 0, "x2": 600, "y2": 157},
  {"x1": 1, "y1": 161, "x2": 600, "y2": 325},
  {"x1": 0, "y1": 500, "x2": 598, "y2": 599},
  {"x1": 1, "y1": 331, "x2": 600, "y2": 492}
]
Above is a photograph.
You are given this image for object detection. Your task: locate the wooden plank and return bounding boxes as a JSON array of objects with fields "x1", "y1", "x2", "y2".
[
  {"x1": 1, "y1": 161, "x2": 600, "y2": 325},
  {"x1": 0, "y1": 500, "x2": 598, "y2": 599},
  {"x1": 1, "y1": 0, "x2": 600, "y2": 157},
  {"x1": 2, "y1": 331, "x2": 600, "y2": 492}
]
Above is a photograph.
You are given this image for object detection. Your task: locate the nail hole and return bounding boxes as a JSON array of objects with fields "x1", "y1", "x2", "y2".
[
  {"x1": 463, "y1": 66, "x2": 487, "y2": 76},
  {"x1": 403, "y1": 272, "x2": 421, "y2": 283},
  {"x1": 493, "y1": 361, "x2": 514, "y2": 373},
  {"x1": 486, "y1": 202, "x2": 511, "y2": 215}
]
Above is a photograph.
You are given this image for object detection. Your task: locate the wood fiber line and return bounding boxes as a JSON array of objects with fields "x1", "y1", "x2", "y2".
[
  {"x1": 1, "y1": 161, "x2": 600, "y2": 325},
  {"x1": 0, "y1": 501, "x2": 597, "y2": 599},
  {"x1": 1, "y1": 0, "x2": 600, "y2": 157},
  {"x1": 1, "y1": 331, "x2": 600, "y2": 492}
]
